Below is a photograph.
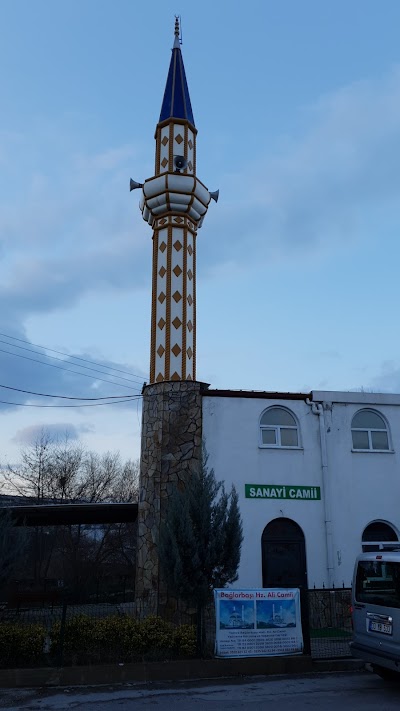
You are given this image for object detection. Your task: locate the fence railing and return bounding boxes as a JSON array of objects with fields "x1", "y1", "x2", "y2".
[
  {"x1": 0, "y1": 587, "x2": 353, "y2": 666},
  {"x1": 306, "y1": 587, "x2": 352, "y2": 659}
]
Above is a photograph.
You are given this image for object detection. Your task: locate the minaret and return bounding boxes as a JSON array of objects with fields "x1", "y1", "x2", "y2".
[
  {"x1": 133, "y1": 20, "x2": 217, "y2": 613},
  {"x1": 132, "y1": 17, "x2": 217, "y2": 384}
]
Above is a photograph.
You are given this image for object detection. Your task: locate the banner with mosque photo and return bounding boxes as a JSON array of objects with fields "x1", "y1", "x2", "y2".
[{"x1": 214, "y1": 588, "x2": 303, "y2": 657}]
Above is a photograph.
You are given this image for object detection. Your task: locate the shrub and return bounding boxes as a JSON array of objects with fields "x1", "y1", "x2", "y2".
[
  {"x1": 0, "y1": 623, "x2": 46, "y2": 668},
  {"x1": 173, "y1": 624, "x2": 196, "y2": 657},
  {"x1": 94, "y1": 616, "x2": 144, "y2": 660},
  {"x1": 50, "y1": 614, "x2": 98, "y2": 665},
  {"x1": 49, "y1": 614, "x2": 196, "y2": 665}
]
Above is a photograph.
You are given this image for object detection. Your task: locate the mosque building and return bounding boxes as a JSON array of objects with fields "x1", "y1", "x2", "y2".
[{"x1": 133, "y1": 20, "x2": 400, "y2": 607}]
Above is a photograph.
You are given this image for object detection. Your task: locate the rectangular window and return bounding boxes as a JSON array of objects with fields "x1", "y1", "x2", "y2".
[
  {"x1": 371, "y1": 431, "x2": 389, "y2": 450},
  {"x1": 352, "y1": 430, "x2": 369, "y2": 449},
  {"x1": 261, "y1": 429, "x2": 276, "y2": 445},
  {"x1": 280, "y1": 428, "x2": 298, "y2": 447},
  {"x1": 355, "y1": 561, "x2": 400, "y2": 608}
]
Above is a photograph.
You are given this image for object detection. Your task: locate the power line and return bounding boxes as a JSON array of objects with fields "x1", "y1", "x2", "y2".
[
  {"x1": 0, "y1": 331, "x2": 148, "y2": 382},
  {"x1": 0, "y1": 384, "x2": 137, "y2": 401},
  {"x1": 0, "y1": 338, "x2": 144, "y2": 387},
  {"x1": 0, "y1": 347, "x2": 141, "y2": 392},
  {"x1": 0, "y1": 397, "x2": 142, "y2": 408}
]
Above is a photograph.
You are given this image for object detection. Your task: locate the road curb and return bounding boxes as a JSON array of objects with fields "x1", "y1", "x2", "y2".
[
  {"x1": 312, "y1": 658, "x2": 366, "y2": 673},
  {"x1": 0, "y1": 655, "x2": 314, "y2": 688}
]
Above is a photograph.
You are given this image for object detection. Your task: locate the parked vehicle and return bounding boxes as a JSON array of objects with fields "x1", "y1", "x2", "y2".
[{"x1": 350, "y1": 545, "x2": 400, "y2": 679}]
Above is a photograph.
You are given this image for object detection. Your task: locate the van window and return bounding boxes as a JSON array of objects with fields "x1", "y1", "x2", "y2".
[{"x1": 356, "y1": 561, "x2": 400, "y2": 608}]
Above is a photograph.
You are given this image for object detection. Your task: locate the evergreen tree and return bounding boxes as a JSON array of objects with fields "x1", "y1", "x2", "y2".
[{"x1": 159, "y1": 451, "x2": 243, "y2": 653}]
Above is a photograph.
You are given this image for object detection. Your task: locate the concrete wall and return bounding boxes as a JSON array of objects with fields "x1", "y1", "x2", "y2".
[
  {"x1": 202, "y1": 391, "x2": 400, "y2": 589},
  {"x1": 202, "y1": 395, "x2": 327, "y2": 588}
]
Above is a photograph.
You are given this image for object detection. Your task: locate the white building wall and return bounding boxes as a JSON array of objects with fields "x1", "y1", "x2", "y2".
[
  {"x1": 315, "y1": 392, "x2": 400, "y2": 585},
  {"x1": 202, "y1": 391, "x2": 400, "y2": 590},
  {"x1": 202, "y1": 395, "x2": 328, "y2": 589}
]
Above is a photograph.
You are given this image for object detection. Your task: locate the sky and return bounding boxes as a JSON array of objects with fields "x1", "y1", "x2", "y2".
[{"x1": 1, "y1": 0, "x2": 400, "y2": 465}]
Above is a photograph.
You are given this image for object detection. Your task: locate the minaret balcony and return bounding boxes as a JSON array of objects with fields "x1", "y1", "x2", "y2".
[{"x1": 140, "y1": 173, "x2": 211, "y2": 227}]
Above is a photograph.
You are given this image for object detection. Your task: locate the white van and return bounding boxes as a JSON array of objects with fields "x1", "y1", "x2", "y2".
[{"x1": 350, "y1": 545, "x2": 400, "y2": 679}]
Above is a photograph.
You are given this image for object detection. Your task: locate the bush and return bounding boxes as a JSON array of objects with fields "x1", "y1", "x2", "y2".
[
  {"x1": 173, "y1": 624, "x2": 196, "y2": 657},
  {"x1": 50, "y1": 614, "x2": 98, "y2": 665},
  {"x1": 94, "y1": 616, "x2": 144, "y2": 660},
  {"x1": 49, "y1": 614, "x2": 196, "y2": 665},
  {"x1": 0, "y1": 623, "x2": 46, "y2": 668}
]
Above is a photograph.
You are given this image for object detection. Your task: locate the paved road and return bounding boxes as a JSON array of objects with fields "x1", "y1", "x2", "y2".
[{"x1": 1, "y1": 672, "x2": 400, "y2": 710}]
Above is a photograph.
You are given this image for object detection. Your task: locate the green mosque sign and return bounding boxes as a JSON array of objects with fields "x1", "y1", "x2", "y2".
[{"x1": 245, "y1": 484, "x2": 321, "y2": 501}]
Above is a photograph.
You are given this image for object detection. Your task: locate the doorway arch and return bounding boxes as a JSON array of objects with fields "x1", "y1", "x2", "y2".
[{"x1": 262, "y1": 518, "x2": 308, "y2": 588}]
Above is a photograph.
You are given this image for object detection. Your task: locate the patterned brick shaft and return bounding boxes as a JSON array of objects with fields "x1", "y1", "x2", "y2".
[{"x1": 135, "y1": 381, "x2": 204, "y2": 616}]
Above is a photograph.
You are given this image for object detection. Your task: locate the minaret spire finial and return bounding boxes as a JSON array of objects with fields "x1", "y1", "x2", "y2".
[{"x1": 173, "y1": 15, "x2": 181, "y2": 49}]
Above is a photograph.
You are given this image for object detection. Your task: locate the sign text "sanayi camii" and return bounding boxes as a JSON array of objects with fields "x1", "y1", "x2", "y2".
[{"x1": 245, "y1": 484, "x2": 321, "y2": 500}]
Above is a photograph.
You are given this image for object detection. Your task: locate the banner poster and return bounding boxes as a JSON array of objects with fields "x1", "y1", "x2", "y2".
[{"x1": 214, "y1": 588, "x2": 303, "y2": 658}]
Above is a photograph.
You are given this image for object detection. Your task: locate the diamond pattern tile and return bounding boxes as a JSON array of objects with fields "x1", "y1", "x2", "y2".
[
  {"x1": 172, "y1": 317, "x2": 182, "y2": 329},
  {"x1": 188, "y1": 139, "x2": 193, "y2": 150},
  {"x1": 174, "y1": 216, "x2": 183, "y2": 224},
  {"x1": 187, "y1": 320, "x2": 193, "y2": 332},
  {"x1": 160, "y1": 218, "x2": 167, "y2": 225},
  {"x1": 187, "y1": 244, "x2": 193, "y2": 255},
  {"x1": 187, "y1": 374, "x2": 192, "y2": 380},
  {"x1": 161, "y1": 157, "x2": 168, "y2": 168},
  {"x1": 173, "y1": 265, "x2": 182, "y2": 277},
  {"x1": 171, "y1": 371, "x2": 180, "y2": 381},
  {"x1": 158, "y1": 292, "x2": 166, "y2": 304},
  {"x1": 161, "y1": 136, "x2": 169, "y2": 146},
  {"x1": 187, "y1": 269, "x2": 193, "y2": 280},
  {"x1": 158, "y1": 318, "x2": 166, "y2": 330},
  {"x1": 187, "y1": 347, "x2": 193, "y2": 360},
  {"x1": 159, "y1": 242, "x2": 167, "y2": 252},
  {"x1": 172, "y1": 291, "x2": 182, "y2": 303},
  {"x1": 171, "y1": 343, "x2": 181, "y2": 357},
  {"x1": 156, "y1": 373, "x2": 164, "y2": 383},
  {"x1": 159, "y1": 266, "x2": 166, "y2": 277},
  {"x1": 175, "y1": 134, "x2": 183, "y2": 144},
  {"x1": 157, "y1": 345, "x2": 165, "y2": 357},
  {"x1": 173, "y1": 240, "x2": 182, "y2": 251},
  {"x1": 187, "y1": 294, "x2": 193, "y2": 306},
  {"x1": 188, "y1": 161, "x2": 193, "y2": 171}
]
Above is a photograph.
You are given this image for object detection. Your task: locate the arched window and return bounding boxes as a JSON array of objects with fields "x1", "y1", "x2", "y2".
[
  {"x1": 260, "y1": 407, "x2": 299, "y2": 448},
  {"x1": 351, "y1": 409, "x2": 390, "y2": 451},
  {"x1": 362, "y1": 521, "x2": 398, "y2": 552}
]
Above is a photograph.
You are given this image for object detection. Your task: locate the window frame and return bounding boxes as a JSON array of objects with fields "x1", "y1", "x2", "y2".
[
  {"x1": 351, "y1": 408, "x2": 391, "y2": 453},
  {"x1": 259, "y1": 406, "x2": 301, "y2": 450}
]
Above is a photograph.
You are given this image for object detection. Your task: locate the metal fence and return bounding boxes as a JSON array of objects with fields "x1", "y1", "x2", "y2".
[
  {"x1": 305, "y1": 587, "x2": 352, "y2": 659},
  {"x1": 0, "y1": 587, "x2": 353, "y2": 666}
]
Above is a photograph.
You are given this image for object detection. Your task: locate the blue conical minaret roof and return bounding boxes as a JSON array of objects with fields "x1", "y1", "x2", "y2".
[{"x1": 159, "y1": 18, "x2": 195, "y2": 126}]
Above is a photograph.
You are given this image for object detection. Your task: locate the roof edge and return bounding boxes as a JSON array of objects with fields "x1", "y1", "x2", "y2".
[{"x1": 201, "y1": 389, "x2": 311, "y2": 401}]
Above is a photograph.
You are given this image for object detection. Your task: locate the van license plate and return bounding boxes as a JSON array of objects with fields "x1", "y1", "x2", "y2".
[{"x1": 369, "y1": 621, "x2": 392, "y2": 635}]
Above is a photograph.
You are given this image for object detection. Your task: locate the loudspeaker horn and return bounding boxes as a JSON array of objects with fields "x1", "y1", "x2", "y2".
[
  {"x1": 173, "y1": 155, "x2": 188, "y2": 171},
  {"x1": 130, "y1": 178, "x2": 143, "y2": 191},
  {"x1": 210, "y1": 189, "x2": 219, "y2": 203}
]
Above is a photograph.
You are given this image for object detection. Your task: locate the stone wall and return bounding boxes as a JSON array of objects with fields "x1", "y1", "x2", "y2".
[{"x1": 135, "y1": 381, "x2": 204, "y2": 616}]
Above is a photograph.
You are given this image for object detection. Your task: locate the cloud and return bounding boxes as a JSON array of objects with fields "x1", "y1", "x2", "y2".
[
  {"x1": 1, "y1": 68, "x2": 400, "y2": 410},
  {"x1": 371, "y1": 361, "x2": 400, "y2": 393},
  {"x1": 0, "y1": 328, "x2": 145, "y2": 412},
  {"x1": 3, "y1": 67, "x2": 400, "y2": 321},
  {"x1": 202, "y1": 66, "x2": 400, "y2": 269},
  {"x1": 13, "y1": 423, "x2": 81, "y2": 445}
]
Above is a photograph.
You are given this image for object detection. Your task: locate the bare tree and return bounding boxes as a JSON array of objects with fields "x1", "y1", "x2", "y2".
[
  {"x1": 4, "y1": 431, "x2": 139, "y2": 504},
  {"x1": 2, "y1": 430, "x2": 140, "y2": 595},
  {"x1": 3, "y1": 430, "x2": 53, "y2": 503}
]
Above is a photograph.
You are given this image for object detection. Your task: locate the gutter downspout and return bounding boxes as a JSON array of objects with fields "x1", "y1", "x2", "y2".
[{"x1": 306, "y1": 398, "x2": 334, "y2": 587}]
